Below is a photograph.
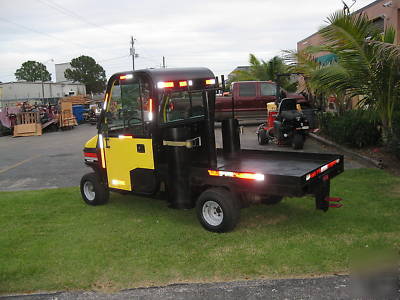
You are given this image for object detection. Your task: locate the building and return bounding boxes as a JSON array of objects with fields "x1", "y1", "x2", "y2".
[
  {"x1": 0, "y1": 81, "x2": 86, "y2": 108},
  {"x1": 55, "y1": 62, "x2": 73, "y2": 83},
  {"x1": 295, "y1": 0, "x2": 400, "y2": 109},
  {"x1": 297, "y1": 0, "x2": 400, "y2": 60}
]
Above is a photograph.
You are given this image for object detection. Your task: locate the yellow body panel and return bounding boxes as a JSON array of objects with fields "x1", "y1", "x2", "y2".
[
  {"x1": 85, "y1": 135, "x2": 98, "y2": 149},
  {"x1": 105, "y1": 137, "x2": 154, "y2": 191}
]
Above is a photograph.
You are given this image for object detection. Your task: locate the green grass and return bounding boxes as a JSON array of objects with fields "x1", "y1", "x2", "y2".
[{"x1": 1, "y1": 168, "x2": 399, "y2": 294}]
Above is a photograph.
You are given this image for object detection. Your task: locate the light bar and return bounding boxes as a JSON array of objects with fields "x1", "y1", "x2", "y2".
[
  {"x1": 148, "y1": 98, "x2": 153, "y2": 121},
  {"x1": 179, "y1": 81, "x2": 188, "y2": 87},
  {"x1": 120, "y1": 74, "x2": 133, "y2": 80},
  {"x1": 188, "y1": 80, "x2": 193, "y2": 86},
  {"x1": 98, "y1": 134, "x2": 106, "y2": 169},
  {"x1": 208, "y1": 170, "x2": 265, "y2": 181},
  {"x1": 205, "y1": 78, "x2": 216, "y2": 85},
  {"x1": 118, "y1": 135, "x2": 133, "y2": 139},
  {"x1": 111, "y1": 179, "x2": 126, "y2": 186},
  {"x1": 103, "y1": 93, "x2": 108, "y2": 110},
  {"x1": 157, "y1": 81, "x2": 174, "y2": 89},
  {"x1": 306, "y1": 159, "x2": 340, "y2": 181}
]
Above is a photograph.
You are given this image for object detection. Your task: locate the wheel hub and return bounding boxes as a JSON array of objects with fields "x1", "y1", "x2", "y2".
[
  {"x1": 83, "y1": 181, "x2": 96, "y2": 201},
  {"x1": 202, "y1": 200, "x2": 223, "y2": 226}
]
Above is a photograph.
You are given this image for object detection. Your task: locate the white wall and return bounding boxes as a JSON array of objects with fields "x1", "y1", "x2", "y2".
[
  {"x1": 0, "y1": 82, "x2": 86, "y2": 101},
  {"x1": 55, "y1": 62, "x2": 72, "y2": 83}
]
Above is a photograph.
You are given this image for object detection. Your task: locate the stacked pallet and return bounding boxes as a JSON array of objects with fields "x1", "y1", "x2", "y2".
[
  {"x1": 13, "y1": 112, "x2": 42, "y2": 137},
  {"x1": 59, "y1": 101, "x2": 78, "y2": 128},
  {"x1": 59, "y1": 95, "x2": 91, "y2": 105}
]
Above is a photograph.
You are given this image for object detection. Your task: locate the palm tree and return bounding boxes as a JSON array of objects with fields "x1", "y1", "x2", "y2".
[
  {"x1": 284, "y1": 48, "x2": 326, "y2": 109},
  {"x1": 310, "y1": 11, "x2": 400, "y2": 141}
]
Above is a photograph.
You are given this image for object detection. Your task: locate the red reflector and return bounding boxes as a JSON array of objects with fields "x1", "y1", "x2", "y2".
[
  {"x1": 306, "y1": 159, "x2": 340, "y2": 181},
  {"x1": 208, "y1": 170, "x2": 264, "y2": 181},
  {"x1": 84, "y1": 152, "x2": 97, "y2": 158},
  {"x1": 179, "y1": 81, "x2": 188, "y2": 87}
]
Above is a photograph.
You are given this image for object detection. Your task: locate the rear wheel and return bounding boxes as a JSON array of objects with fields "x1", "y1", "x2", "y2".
[
  {"x1": 292, "y1": 133, "x2": 304, "y2": 150},
  {"x1": 257, "y1": 129, "x2": 268, "y2": 145},
  {"x1": 80, "y1": 172, "x2": 109, "y2": 205},
  {"x1": 196, "y1": 188, "x2": 240, "y2": 233}
]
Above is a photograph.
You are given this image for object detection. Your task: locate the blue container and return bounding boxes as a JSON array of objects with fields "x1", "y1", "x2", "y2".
[{"x1": 72, "y1": 105, "x2": 85, "y2": 123}]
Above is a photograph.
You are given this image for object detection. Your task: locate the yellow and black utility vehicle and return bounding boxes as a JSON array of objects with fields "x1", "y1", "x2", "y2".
[{"x1": 80, "y1": 67, "x2": 344, "y2": 232}]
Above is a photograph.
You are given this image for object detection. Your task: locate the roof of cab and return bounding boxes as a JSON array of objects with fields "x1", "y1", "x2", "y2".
[{"x1": 114, "y1": 67, "x2": 215, "y2": 83}]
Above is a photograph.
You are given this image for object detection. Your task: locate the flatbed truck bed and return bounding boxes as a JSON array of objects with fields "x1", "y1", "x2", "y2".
[{"x1": 196, "y1": 149, "x2": 343, "y2": 201}]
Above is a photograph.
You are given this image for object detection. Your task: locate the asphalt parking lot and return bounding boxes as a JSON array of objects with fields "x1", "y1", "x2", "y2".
[{"x1": 0, "y1": 123, "x2": 366, "y2": 191}]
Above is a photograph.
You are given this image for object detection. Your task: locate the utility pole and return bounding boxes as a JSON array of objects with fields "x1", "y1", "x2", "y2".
[
  {"x1": 130, "y1": 36, "x2": 136, "y2": 71},
  {"x1": 162, "y1": 56, "x2": 166, "y2": 68}
]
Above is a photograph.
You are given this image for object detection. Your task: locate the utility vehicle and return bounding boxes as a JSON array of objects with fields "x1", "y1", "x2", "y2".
[
  {"x1": 257, "y1": 98, "x2": 310, "y2": 149},
  {"x1": 80, "y1": 68, "x2": 344, "y2": 232}
]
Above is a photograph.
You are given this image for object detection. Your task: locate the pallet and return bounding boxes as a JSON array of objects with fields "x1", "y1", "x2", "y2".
[{"x1": 13, "y1": 112, "x2": 42, "y2": 137}]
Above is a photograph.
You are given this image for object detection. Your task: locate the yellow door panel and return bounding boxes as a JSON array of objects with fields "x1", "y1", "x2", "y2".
[{"x1": 104, "y1": 137, "x2": 154, "y2": 191}]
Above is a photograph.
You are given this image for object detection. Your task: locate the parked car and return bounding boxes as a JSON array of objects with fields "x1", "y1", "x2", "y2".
[{"x1": 214, "y1": 81, "x2": 307, "y2": 121}]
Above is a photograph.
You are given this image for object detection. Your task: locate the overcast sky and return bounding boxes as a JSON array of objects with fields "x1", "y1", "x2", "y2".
[{"x1": 0, "y1": 0, "x2": 373, "y2": 82}]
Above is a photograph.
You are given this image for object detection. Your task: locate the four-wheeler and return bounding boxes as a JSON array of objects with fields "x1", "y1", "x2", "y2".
[
  {"x1": 80, "y1": 67, "x2": 344, "y2": 233},
  {"x1": 257, "y1": 98, "x2": 310, "y2": 150}
]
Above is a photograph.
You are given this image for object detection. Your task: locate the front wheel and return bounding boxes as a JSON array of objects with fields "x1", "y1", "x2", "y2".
[
  {"x1": 80, "y1": 172, "x2": 109, "y2": 206},
  {"x1": 196, "y1": 188, "x2": 240, "y2": 233}
]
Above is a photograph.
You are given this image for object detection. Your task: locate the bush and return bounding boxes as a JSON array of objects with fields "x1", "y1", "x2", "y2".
[
  {"x1": 389, "y1": 112, "x2": 400, "y2": 159},
  {"x1": 317, "y1": 110, "x2": 381, "y2": 148}
]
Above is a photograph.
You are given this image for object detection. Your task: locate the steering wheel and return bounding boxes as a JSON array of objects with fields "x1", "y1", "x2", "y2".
[{"x1": 127, "y1": 117, "x2": 142, "y2": 127}]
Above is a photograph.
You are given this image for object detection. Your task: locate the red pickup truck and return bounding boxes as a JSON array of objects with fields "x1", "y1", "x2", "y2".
[{"x1": 215, "y1": 81, "x2": 306, "y2": 121}]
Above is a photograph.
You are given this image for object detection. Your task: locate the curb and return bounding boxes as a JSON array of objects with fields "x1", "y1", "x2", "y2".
[{"x1": 309, "y1": 133, "x2": 383, "y2": 169}]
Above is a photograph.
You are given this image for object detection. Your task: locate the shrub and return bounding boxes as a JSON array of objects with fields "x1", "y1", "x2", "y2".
[
  {"x1": 389, "y1": 112, "x2": 400, "y2": 159},
  {"x1": 317, "y1": 110, "x2": 381, "y2": 148}
]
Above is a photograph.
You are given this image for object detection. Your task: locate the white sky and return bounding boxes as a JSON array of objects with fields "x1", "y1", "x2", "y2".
[{"x1": 0, "y1": 0, "x2": 373, "y2": 82}]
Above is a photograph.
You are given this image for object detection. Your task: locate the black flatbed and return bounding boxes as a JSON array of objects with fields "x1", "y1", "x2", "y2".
[
  {"x1": 201, "y1": 149, "x2": 344, "y2": 197},
  {"x1": 216, "y1": 149, "x2": 343, "y2": 178}
]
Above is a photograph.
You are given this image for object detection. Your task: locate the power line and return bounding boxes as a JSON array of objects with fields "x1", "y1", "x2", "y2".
[
  {"x1": 0, "y1": 16, "x2": 100, "y2": 55},
  {"x1": 36, "y1": 0, "x2": 116, "y2": 35},
  {"x1": 98, "y1": 55, "x2": 130, "y2": 63}
]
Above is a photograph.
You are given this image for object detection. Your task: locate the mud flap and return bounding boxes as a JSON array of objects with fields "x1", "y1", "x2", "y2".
[{"x1": 315, "y1": 180, "x2": 330, "y2": 212}]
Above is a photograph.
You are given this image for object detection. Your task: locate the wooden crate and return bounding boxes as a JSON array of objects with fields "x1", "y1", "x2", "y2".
[
  {"x1": 16, "y1": 112, "x2": 39, "y2": 125},
  {"x1": 13, "y1": 123, "x2": 42, "y2": 137},
  {"x1": 59, "y1": 101, "x2": 77, "y2": 127},
  {"x1": 13, "y1": 112, "x2": 42, "y2": 137}
]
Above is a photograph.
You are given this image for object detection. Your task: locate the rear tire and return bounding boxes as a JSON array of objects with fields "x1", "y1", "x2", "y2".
[
  {"x1": 257, "y1": 129, "x2": 268, "y2": 145},
  {"x1": 292, "y1": 133, "x2": 304, "y2": 150},
  {"x1": 80, "y1": 172, "x2": 109, "y2": 206},
  {"x1": 196, "y1": 188, "x2": 240, "y2": 233}
]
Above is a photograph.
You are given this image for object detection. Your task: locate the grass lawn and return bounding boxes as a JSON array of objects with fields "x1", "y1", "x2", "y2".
[{"x1": 0, "y1": 168, "x2": 399, "y2": 294}]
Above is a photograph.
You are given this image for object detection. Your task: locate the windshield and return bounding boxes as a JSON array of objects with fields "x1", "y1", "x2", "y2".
[
  {"x1": 105, "y1": 80, "x2": 150, "y2": 135},
  {"x1": 161, "y1": 90, "x2": 205, "y2": 123}
]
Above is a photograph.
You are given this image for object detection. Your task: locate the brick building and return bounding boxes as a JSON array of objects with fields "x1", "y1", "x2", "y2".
[{"x1": 297, "y1": 0, "x2": 400, "y2": 60}]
